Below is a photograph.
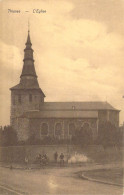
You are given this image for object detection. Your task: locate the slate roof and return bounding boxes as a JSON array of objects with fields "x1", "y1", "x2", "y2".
[
  {"x1": 10, "y1": 84, "x2": 39, "y2": 90},
  {"x1": 10, "y1": 79, "x2": 39, "y2": 90},
  {"x1": 10, "y1": 83, "x2": 40, "y2": 90},
  {"x1": 20, "y1": 110, "x2": 98, "y2": 119},
  {"x1": 26, "y1": 31, "x2": 32, "y2": 45},
  {"x1": 40, "y1": 101, "x2": 118, "y2": 111},
  {"x1": 19, "y1": 101, "x2": 119, "y2": 119},
  {"x1": 21, "y1": 64, "x2": 37, "y2": 78},
  {"x1": 10, "y1": 83, "x2": 45, "y2": 96}
]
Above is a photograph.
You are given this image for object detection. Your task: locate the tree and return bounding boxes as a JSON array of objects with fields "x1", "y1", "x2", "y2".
[
  {"x1": 72, "y1": 125, "x2": 93, "y2": 146},
  {"x1": 97, "y1": 121, "x2": 119, "y2": 148},
  {"x1": 0, "y1": 126, "x2": 18, "y2": 146}
]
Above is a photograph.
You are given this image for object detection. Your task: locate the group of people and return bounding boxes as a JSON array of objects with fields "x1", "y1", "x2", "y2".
[
  {"x1": 54, "y1": 152, "x2": 65, "y2": 166},
  {"x1": 36, "y1": 153, "x2": 49, "y2": 166},
  {"x1": 24, "y1": 152, "x2": 65, "y2": 169}
]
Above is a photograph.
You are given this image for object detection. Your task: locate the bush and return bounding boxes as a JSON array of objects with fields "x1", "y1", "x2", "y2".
[
  {"x1": 71, "y1": 130, "x2": 93, "y2": 146},
  {"x1": 96, "y1": 121, "x2": 122, "y2": 148},
  {"x1": 25, "y1": 135, "x2": 70, "y2": 145},
  {"x1": 0, "y1": 125, "x2": 18, "y2": 146}
]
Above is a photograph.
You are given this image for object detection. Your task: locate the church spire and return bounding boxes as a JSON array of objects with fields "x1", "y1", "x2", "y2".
[
  {"x1": 10, "y1": 29, "x2": 45, "y2": 98},
  {"x1": 10, "y1": 27, "x2": 45, "y2": 127},
  {"x1": 26, "y1": 30, "x2": 32, "y2": 45},
  {"x1": 20, "y1": 30, "x2": 37, "y2": 78}
]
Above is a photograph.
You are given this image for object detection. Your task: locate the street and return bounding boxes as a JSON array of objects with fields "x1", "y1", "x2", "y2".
[{"x1": 0, "y1": 166, "x2": 123, "y2": 195}]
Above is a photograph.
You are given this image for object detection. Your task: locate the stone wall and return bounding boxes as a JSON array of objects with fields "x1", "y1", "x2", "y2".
[
  {"x1": 98, "y1": 110, "x2": 108, "y2": 124},
  {"x1": 109, "y1": 110, "x2": 119, "y2": 127},
  {"x1": 0, "y1": 145, "x2": 123, "y2": 164},
  {"x1": 29, "y1": 118, "x2": 97, "y2": 140},
  {"x1": 12, "y1": 110, "x2": 119, "y2": 141},
  {"x1": 98, "y1": 110, "x2": 119, "y2": 127},
  {"x1": 10, "y1": 89, "x2": 44, "y2": 126},
  {"x1": 0, "y1": 145, "x2": 103, "y2": 163},
  {"x1": 17, "y1": 118, "x2": 29, "y2": 141},
  {"x1": 0, "y1": 145, "x2": 74, "y2": 163}
]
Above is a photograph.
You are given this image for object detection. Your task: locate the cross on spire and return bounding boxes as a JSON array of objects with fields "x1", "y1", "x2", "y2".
[
  {"x1": 26, "y1": 20, "x2": 31, "y2": 46},
  {"x1": 28, "y1": 19, "x2": 30, "y2": 33}
]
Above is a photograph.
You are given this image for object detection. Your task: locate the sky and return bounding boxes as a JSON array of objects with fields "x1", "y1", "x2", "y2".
[{"x1": 0, "y1": 0, "x2": 124, "y2": 125}]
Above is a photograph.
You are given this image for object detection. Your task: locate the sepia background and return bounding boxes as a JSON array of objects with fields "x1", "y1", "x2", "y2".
[{"x1": 0, "y1": 0, "x2": 124, "y2": 126}]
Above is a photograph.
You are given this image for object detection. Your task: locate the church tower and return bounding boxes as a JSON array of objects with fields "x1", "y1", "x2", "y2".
[{"x1": 10, "y1": 30, "x2": 45, "y2": 126}]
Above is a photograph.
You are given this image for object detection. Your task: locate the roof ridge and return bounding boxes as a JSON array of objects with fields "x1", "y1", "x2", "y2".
[
  {"x1": 40, "y1": 101, "x2": 118, "y2": 111},
  {"x1": 44, "y1": 101, "x2": 109, "y2": 103}
]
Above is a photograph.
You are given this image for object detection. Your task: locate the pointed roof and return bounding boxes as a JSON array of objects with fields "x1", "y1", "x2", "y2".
[
  {"x1": 10, "y1": 83, "x2": 45, "y2": 97},
  {"x1": 25, "y1": 30, "x2": 32, "y2": 47},
  {"x1": 21, "y1": 62, "x2": 37, "y2": 78},
  {"x1": 20, "y1": 30, "x2": 37, "y2": 78},
  {"x1": 10, "y1": 30, "x2": 45, "y2": 97}
]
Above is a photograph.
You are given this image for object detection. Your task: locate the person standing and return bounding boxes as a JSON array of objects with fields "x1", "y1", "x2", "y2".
[
  {"x1": 25, "y1": 156, "x2": 29, "y2": 169},
  {"x1": 59, "y1": 153, "x2": 64, "y2": 167},
  {"x1": 54, "y1": 152, "x2": 58, "y2": 163}
]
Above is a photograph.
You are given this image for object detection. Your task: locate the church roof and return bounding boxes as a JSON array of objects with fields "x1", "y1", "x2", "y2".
[
  {"x1": 20, "y1": 110, "x2": 98, "y2": 119},
  {"x1": 21, "y1": 31, "x2": 37, "y2": 78},
  {"x1": 10, "y1": 83, "x2": 45, "y2": 96},
  {"x1": 10, "y1": 80, "x2": 39, "y2": 90},
  {"x1": 10, "y1": 82, "x2": 39, "y2": 90},
  {"x1": 19, "y1": 101, "x2": 119, "y2": 119},
  {"x1": 21, "y1": 62, "x2": 37, "y2": 78},
  {"x1": 26, "y1": 30, "x2": 32, "y2": 45},
  {"x1": 40, "y1": 101, "x2": 119, "y2": 111},
  {"x1": 10, "y1": 31, "x2": 45, "y2": 97},
  {"x1": 10, "y1": 83, "x2": 45, "y2": 95}
]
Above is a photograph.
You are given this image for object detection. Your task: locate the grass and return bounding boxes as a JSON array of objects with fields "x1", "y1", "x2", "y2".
[
  {"x1": 83, "y1": 168, "x2": 123, "y2": 185},
  {"x1": 83, "y1": 148, "x2": 123, "y2": 164}
]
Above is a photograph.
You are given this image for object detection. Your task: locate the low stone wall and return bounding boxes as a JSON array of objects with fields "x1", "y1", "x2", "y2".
[
  {"x1": 0, "y1": 145, "x2": 123, "y2": 163},
  {"x1": 0, "y1": 145, "x2": 100, "y2": 163},
  {"x1": 0, "y1": 145, "x2": 74, "y2": 163}
]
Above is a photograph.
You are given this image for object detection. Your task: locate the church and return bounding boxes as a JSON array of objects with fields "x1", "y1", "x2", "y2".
[{"x1": 10, "y1": 31, "x2": 120, "y2": 141}]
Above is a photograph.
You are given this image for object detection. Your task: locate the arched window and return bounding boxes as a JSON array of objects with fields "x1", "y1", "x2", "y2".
[
  {"x1": 41, "y1": 123, "x2": 48, "y2": 136},
  {"x1": 55, "y1": 123, "x2": 62, "y2": 136},
  {"x1": 69, "y1": 123, "x2": 75, "y2": 136},
  {"x1": 80, "y1": 123, "x2": 90, "y2": 135}
]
